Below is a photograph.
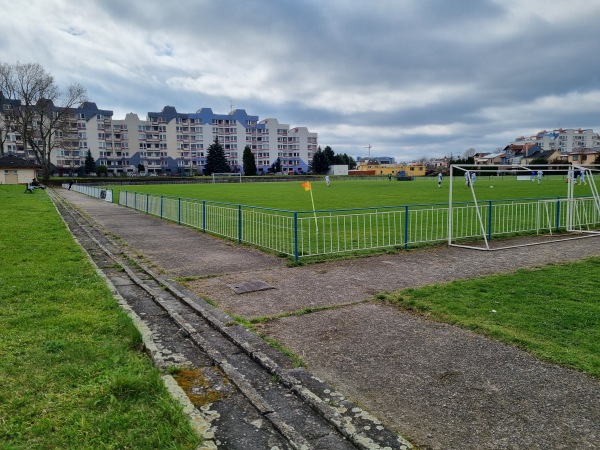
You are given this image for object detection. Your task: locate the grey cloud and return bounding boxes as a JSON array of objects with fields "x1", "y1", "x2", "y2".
[{"x1": 1, "y1": 0, "x2": 598, "y2": 161}]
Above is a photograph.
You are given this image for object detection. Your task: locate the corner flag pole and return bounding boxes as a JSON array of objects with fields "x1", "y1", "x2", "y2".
[{"x1": 302, "y1": 181, "x2": 319, "y2": 232}]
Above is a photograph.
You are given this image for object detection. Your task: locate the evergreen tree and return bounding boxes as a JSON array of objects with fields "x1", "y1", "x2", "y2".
[
  {"x1": 204, "y1": 137, "x2": 230, "y2": 175},
  {"x1": 344, "y1": 154, "x2": 357, "y2": 169},
  {"x1": 319, "y1": 146, "x2": 357, "y2": 169},
  {"x1": 270, "y1": 158, "x2": 281, "y2": 174},
  {"x1": 332, "y1": 152, "x2": 355, "y2": 168},
  {"x1": 310, "y1": 147, "x2": 330, "y2": 174},
  {"x1": 96, "y1": 165, "x2": 108, "y2": 176},
  {"x1": 84, "y1": 150, "x2": 96, "y2": 174},
  {"x1": 323, "y1": 146, "x2": 335, "y2": 165},
  {"x1": 242, "y1": 145, "x2": 257, "y2": 176}
]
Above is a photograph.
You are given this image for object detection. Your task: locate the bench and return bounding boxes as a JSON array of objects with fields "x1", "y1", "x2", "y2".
[{"x1": 24, "y1": 183, "x2": 46, "y2": 193}]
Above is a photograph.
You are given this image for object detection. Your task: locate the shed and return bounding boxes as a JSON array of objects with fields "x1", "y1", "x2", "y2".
[
  {"x1": 327, "y1": 165, "x2": 349, "y2": 176},
  {"x1": 0, "y1": 155, "x2": 40, "y2": 185}
]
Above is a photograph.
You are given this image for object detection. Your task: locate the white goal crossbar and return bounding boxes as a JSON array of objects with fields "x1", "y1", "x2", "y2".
[
  {"x1": 212, "y1": 173, "x2": 242, "y2": 183},
  {"x1": 448, "y1": 163, "x2": 600, "y2": 251}
]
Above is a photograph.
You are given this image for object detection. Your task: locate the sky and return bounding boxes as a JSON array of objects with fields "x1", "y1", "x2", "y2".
[{"x1": 1, "y1": 0, "x2": 599, "y2": 162}]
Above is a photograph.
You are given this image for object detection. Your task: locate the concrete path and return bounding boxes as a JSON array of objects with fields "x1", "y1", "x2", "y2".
[{"x1": 57, "y1": 188, "x2": 600, "y2": 450}]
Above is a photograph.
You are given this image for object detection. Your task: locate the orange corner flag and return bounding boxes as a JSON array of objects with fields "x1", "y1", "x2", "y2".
[{"x1": 301, "y1": 181, "x2": 311, "y2": 191}]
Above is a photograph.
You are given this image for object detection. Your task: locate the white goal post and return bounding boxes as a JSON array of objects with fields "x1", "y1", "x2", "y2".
[
  {"x1": 448, "y1": 163, "x2": 600, "y2": 251},
  {"x1": 212, "y1": 173, "x2": 242, "y2": 183}
]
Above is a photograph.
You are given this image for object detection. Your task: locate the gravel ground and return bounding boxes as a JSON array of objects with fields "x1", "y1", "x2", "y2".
[{"x1": 58, "y1": 189, "x2": 600, "y2": 450}]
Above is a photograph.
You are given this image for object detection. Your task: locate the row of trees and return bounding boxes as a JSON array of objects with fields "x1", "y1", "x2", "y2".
[
  {"x1": 310, "y1": 146, "x2": 356, "y2": 174},
  {"x1": 0, "y1": 62, "x2": 88, "y2": 182},
  {"x1": 207, "y1": 140, "x2": 357, "y2": 176}
]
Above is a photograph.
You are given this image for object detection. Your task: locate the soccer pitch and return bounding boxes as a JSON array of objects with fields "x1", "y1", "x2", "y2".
[
  {"x1": 112, "y1": 174, "x2": 590, "y2": 211},
  {"x1": 109, "y1": 175, "x2": 600, "y2": 259}
]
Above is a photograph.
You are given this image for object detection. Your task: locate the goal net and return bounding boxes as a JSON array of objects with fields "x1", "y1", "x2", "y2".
[
  {"x1": 212, "y1": 173, "x2": 242, "y2": 183},
  {"x1": 448, "y1": 163, "x2": 600, "y2": 250}
]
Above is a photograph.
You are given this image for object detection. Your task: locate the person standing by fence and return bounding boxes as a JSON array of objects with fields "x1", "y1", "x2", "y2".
[
  {"x1": 438, "y1": 172, "x2": 443, "y2": 188},
  {"x1": 579, "y1": 169, "x2": 587, "y2": 185}
]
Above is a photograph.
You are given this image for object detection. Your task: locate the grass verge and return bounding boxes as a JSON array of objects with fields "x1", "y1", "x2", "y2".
[
  {"x1": 379, "y1": 259, "x2": 600, "y2": 378},
  {"x1": 0, "y1": 186, "x2": 199, "y2": 449}
]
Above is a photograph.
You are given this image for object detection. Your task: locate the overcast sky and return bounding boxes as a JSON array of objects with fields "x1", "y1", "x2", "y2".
[{"x1": 2, "y1": 0, "x2": 599, "y2": 161}]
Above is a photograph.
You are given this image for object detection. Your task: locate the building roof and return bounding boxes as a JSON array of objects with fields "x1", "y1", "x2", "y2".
[
  {"x1": 568, "y1": 147, "x2": 600, "y2": 155},
  {"x1": 77, "y1": 102, "x2": 113, "y2": 121},
  {"x1": 479, "y1": 152, "x2": 505, "y2": 160},
  {"x1": 524, "y1": 149, "x2": 559, "y2": 160},
  {"x1": 0, "y1": 154, "x2": 40, "y2": 169}
]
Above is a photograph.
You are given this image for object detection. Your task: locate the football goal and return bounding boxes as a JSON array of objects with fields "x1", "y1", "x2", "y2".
[
  {"x1": 212, "y1": 173, "x2": 242, "y2": 183},
  {"x1": 448, "y1": 163, "x2": 600, "y2": 250}
]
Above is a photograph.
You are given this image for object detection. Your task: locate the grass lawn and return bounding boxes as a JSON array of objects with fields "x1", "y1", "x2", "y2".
[
  {"x1": 108, "y1": 174, "x2": 595, "y2": 211},
  {"x1": 379, "y1": 259, "x2": 600, "y2": 379},
  {"x1": 0, "y1": 186, "x2": 199, "y2": 449}
]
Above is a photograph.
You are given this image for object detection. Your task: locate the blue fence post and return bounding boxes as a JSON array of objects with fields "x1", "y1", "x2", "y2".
[
  {"x1": 238, "y1": 205, "x2": 242, "y2": 243},
  {"x1": 294, "y1": 212, "x2": 299, "y2": 261},
  {"x1": 160, "y1": 196, "x2": 163, "y2": 218},
  {"x1": 404, "y1": 205, "x2": 409, "y2": 249},
  {"x1": 178, "y1": 197, "x2": 181, "y2": 225},
  {"x1": 146, "y1": 194, "x2": 149, "y2": 214},
  {"x1": 202, "y1": 201, "x2": 206, "y2": 232},
  {"x1": 555, "y1": 197, "x2": 560, "y2": 231},
  {"x1": 134, "y1": 192, "x2": 137, "y2": 210},
  {"x1": 125, "y1": 191, "x2": 128, "y2": 208},
  {"x1": 487, "y1": 200, "x2": 493, "y2": 241}
]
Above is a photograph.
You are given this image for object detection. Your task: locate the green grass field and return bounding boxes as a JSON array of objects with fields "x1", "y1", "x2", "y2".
[
  {"x1": 0, "y1": 186, "x2": 199, "y2": 449},
  {"x1": 380, "y1": 259, "x2": 600, "y2": 378},
  {"x1": 110, "y1": 174, "x2": 595, "y2": 211}
]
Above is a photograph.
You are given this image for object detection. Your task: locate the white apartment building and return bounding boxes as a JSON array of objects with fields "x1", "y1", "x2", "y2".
[
  {"x1": 512, "y1": 128, "x2": 600, "y2": 153},
  {"x1": 0, "y1": 99, "x2": 318, "y2": 176}
]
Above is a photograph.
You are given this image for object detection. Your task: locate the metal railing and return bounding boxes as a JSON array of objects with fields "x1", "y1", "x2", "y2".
[
  {"x1": 64, "y1": 183, "x2": 113, "y2": 202},
  {"x1": 112, "y1": 191, "x2": 600, "y2": 260}
]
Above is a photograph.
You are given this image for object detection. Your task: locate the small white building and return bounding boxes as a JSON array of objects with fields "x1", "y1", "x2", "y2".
[
  {"x1": 328, "y1": 165, "x2": 349, "y2": 176},
  {"x1": 0, "y1": 155, "x2": 40, "y2": 184}
]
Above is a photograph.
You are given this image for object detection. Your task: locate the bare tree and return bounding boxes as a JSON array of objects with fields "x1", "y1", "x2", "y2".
[
  {"x1": 0, "y1": 102, "x2": 6, "y2": 157},
  {"x1": 463, "y1": 147, "x2": 476, "y2": 159},
  {"x1": 0, "y1": 62, "x2": 87, "y2": 181}
]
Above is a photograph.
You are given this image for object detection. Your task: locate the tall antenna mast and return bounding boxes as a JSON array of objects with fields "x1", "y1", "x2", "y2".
[
  {"x1": 364, "y1": 144, "x2": 372, "y2": 159},
  {"x1": 229, "y1": 100, "x2": 235, "y2": 114}
]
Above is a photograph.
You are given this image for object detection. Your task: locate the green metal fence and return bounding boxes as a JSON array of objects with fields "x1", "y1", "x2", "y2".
[{"x1": 115, "y1": 191, "x2": 600, "y2": 260}]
